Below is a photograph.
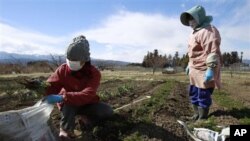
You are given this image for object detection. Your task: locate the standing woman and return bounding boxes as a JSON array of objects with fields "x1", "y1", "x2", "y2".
[{"x1": 180, "y1": 5, "x2": 222, "y2": 120}]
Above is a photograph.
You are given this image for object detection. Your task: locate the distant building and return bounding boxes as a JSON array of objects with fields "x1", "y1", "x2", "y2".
[{"x1": 162, "y1": 67, "x2": 175, "y2": 74}]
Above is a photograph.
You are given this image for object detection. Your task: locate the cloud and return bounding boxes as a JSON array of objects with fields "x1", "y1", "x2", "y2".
[
  {"x1": 0, "y1": 22, "x2": 67, "y2": 55},
  {"x1": 219, "y1": 25, "x2": 250, "y2": 60},
  {"x1": 218, "y1": 0, "x2": 250, "y2": 59},
  {"x1": 84, "y1": 8, "x2": 250, "y2": 62},
  {"x1": 231, "y1": 0, "x2": 250, "y2": 24},
  {"x1": 1, "y1": 2, "x2": 249, "y2": 63},
  {"x1": 84, "y1": 11, "x2": 190, "y2": 62},
  {"x1": 220, "y1": 25, "x2": 250, "y2": 42}
]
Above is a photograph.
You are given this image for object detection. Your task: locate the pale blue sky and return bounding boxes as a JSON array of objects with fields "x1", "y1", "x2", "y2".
[{"x1": 0, "y1": 0, "x2": 249, "y2": 62}]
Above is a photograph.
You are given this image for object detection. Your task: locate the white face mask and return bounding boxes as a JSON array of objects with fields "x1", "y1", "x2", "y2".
[
  {"x1": 66, "y1": 59, "x2": 84, "y2": 71},
  {"x1": 189, "y1": 19, "x2": 198, "y2": 29}
]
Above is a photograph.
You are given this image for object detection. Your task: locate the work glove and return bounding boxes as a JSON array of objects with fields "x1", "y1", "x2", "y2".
[
  {"x1": 185, "y1": 66, "x2": 189, "y2": 75},
  {"x1": 204, "y1": 68, "x2": 214, "y2": 83},
  {"x1": 45, "y1": 95, "x2": 63, "y2": 104}
]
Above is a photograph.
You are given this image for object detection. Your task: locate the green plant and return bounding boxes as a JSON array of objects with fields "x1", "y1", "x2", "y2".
[
  {"x1": 189, "y1": 116, "x2": 220, "y2": 132},
  {"x1": 239, "y1": 117, "x2": 250, "y2": 125},
  {"x1": 117, "y1": 84, "x2": 133, "y2": 95},
  {"x1": 17, "y1": 90, "x2": 38, "y2": 102},
  {"x1": 29, "y1": 81, "x2": 51, "y2": 98},
  {"x1": 98, "y1": 90, "x2": 112, "y2": 101},
  {"x1": 132, "y1": 80, "x2": 174, "y2": 122},
  {"x1": 213, "y1": 90, "x2": 244, "y2": 109},
  {"x1": 123, "y1": 132, "x2": 143, "y2": 141},
  {"x1": 213, "y1": 89, "x2": 250, "y2": 125}
]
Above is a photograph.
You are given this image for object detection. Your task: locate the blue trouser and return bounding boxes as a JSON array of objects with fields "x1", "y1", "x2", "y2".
[
  {"x1": 189, "y1": 85, "x2": 214, "y2": 108},
  {"x1": 60, "y1": 102, "x2": 113, "y2": 131}
]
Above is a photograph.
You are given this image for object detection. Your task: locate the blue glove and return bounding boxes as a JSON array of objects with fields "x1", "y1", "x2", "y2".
[
  {"x1": 204, "y1": 68, "x2": 214, "y2": 82},
  {"x1": 46, "y1": 95, "x2": 63, "y2": 104},
  {"x1": 185, "y1": 66, "x2": 189, "y2": 75}
]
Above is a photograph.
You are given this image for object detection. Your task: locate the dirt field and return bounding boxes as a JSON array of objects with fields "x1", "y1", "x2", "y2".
[{"x1": 0, "y1": 70, "x2": 250, "y2": 141}]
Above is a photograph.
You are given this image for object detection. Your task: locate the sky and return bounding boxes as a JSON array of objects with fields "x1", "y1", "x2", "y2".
[{"x1": 0, "y1": 0, "x2": 249, "y2": 63}]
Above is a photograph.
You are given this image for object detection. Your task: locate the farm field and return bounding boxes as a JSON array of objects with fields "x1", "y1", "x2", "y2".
[{"x1": 0, "y1": 70, "x2": 250, "y2": 141}]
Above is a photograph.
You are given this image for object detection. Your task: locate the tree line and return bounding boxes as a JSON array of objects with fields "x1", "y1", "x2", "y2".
[{"x1": 142, "y1": 49, "x2": 245, "y2": 70}]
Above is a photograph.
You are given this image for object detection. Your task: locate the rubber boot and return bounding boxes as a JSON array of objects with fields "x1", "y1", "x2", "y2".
[
  {"x1": 198, "y1": 107, "x2": 209, "y2": 120},
  {"x1": 191, "y1": 105, "x2": 199, "y2": 121}
]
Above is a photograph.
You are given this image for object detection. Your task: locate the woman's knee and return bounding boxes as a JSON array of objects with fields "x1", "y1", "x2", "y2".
[
  {"x1": 98, "y1": 102, "x2": 113, "y2": 118},
  {"x1": 198, "y1": 89, "x2": 213, "y2": 108}
]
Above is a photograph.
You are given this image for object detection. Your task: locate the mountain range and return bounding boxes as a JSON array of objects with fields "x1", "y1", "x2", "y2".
[
  {"x1": 0, "y1": 51, "x2": 131, "y2": 66},
  {"x1": 1, "y1": 51, "x2": 249, "y2": 66},
  {"x1": 243, "y1": 59, "x2": 250, "y2": 65}
]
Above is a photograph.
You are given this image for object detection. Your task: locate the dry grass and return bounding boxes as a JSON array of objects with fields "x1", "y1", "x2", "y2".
[
  {"x1": 220, "y1": 72, "x2": 250, "y2": 106},
  {"x1": 101, "y1": 69, "x2": 250, "y2": 106},
  {"x1": 101, "y1": 70, "x2": 188, "y2": 82},
  {"x1": 1, "y1": 69, "x2": 249, "y2": 106},
  {"x1": 0, "y1": 72, "x2": 51, "y2": 78}
]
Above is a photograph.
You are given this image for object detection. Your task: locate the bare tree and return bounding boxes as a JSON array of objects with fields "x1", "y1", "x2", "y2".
[
  {"x1": 142, "y1": 49, "x2": 167, "y2": 74},
  {"x1": 8, "y1": 55, "x2": 25, "y2": 73},
  {"x1": 152, "y1": 56, "x2": 165, "y2": 74},
  {"x1": 49, "y1": 54, "x2": 65, "y2": 71}
]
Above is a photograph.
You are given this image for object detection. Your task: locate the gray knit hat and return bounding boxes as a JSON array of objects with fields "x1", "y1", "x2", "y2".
[{"x1": 66, "y1": 35, "x2": 90, "y2": 61}]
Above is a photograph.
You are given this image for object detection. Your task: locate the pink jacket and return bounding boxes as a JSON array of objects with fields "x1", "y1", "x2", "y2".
[{"x1": 188, "y1": 25, "x2": 222, "y2": 89}]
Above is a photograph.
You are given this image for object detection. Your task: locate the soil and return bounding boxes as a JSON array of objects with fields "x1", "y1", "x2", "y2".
[{"x1": 0, "y1": 76, "x2": 247, "y2": 141}]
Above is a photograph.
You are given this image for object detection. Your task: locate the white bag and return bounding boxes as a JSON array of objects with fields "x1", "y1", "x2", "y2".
[
  {"x1": 177, "y1": 120, "x2": 230, "y2": 141},
  {"x1": 0, "y1": 100, "x2": 56, "y2": 141}
]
